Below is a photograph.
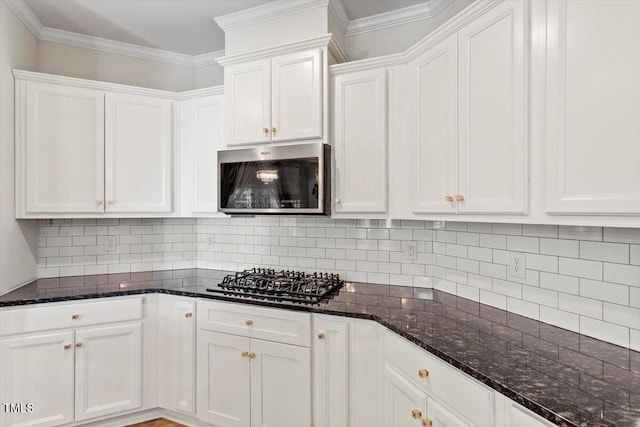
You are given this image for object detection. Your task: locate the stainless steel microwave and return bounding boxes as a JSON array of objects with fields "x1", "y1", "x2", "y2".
[{"x1": 218, "y1": 143, "x2": 330, "y2": 215}]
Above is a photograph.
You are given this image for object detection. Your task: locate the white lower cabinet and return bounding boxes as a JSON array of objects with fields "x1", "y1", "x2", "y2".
[
  {"x1": 197, "y1": 300, "x2": 311, "y2": 427},
  {"x1": 503, "y1": 399, "x2": 556, "y2": 427},
  {"x1": 383, "y1": 364, "x2": 429, "y2": 427},
  {"x1": 159, "y1": 295, "x2": 196, "y2": 414},
  {"x1": 0, "y1": 298, "x2": 144, "y2": 427}
]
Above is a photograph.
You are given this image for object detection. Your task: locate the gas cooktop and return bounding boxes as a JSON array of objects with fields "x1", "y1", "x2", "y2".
[{"x1": 206, "y1": 268, "x2": 343, "y2": 304}]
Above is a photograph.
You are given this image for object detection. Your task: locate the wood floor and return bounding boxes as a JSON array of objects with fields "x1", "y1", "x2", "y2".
[{"x1": 128, "y1": 418, "x2": 186, "y2": 427}]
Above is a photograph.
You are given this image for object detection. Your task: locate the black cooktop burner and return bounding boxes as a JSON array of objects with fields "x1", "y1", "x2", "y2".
[{"x1": 206, "y1": 268, "x2": 343, "y2": 304}]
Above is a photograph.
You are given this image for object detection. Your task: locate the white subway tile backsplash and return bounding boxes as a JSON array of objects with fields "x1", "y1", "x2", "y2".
[
  {"x1": 559, "y1": 258, "x2": 602, "y2": 280},
  {"x1": 36, "y1": 218, "x2": 639, "y2": 351}
]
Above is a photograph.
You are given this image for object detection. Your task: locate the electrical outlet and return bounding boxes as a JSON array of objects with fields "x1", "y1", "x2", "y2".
[
  {"x1": 406, "y1": 242, "x2": 417, "y2": 261},
  {"x1": 105, "y1": 236, "x2": 116, "y2": 252},
  {"x1": 509, "y1": 252, "x2": 526, "y2": 279},
  {"x1": 207, "y1": 235, "x2": 214, "y2": 249}
]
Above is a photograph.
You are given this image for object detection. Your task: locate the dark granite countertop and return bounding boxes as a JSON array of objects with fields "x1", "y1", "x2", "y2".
[{"x1": 1, "y1": 269, "x2": 638, "y2": 427}]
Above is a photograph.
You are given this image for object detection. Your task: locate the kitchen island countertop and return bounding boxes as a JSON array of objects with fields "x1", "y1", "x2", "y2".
[{"x1": 1, "y1": 268, "x2": 639, "y2": 427}]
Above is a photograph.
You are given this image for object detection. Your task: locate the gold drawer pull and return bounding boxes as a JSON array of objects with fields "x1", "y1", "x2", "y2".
[
  {"x1": 184, "y1": 312, "x2": 193, "y2": 318},
  {"x1": 96, "y1": 200, "x2": 103, "y2": 205},
  {"x1": 444, "y1": 195, "x2": 454, "y2": 202},
  {"x1": 245, "y1": 319, "x2": 253, "y2": 326},
  {"x1": 71, "y1": 314, "x2": 80, "y2": 320},
  {"x1": 241, "y1": 351, "x2": 249, "y2": 358},
  {"x1": 418, "y1": 369, "x2": 429, "y2": 378},
  {"x1": 248, "y1": 352, "x2": 256, "y2": 360},
  {"x1": 422, "y1": 419, "x2": 433, "y2": 426},
  {"x1": 75, "y1": 342, "x2": 82, "y2": 348},
  {"x1": 272, "y1": 127, "x2": 277, "y2": 133},
  {"x1": 64, "y1": 344, "x2": 71, "y2": 350},
  {"x1": 335, "y1": 198, "x2": 342, "y2": 204},
  {"x1": 455, "y1": 194, "x2": 464, "y2": 202},
  {"x1": 262, "y1": 127, "x2": 269, "y2": 135},
  {"x1": 318, "y1": 332, "x2": 326, "y2": 339},
  {"x1": 412, "y1": 409, "x2": 422, "y2": 419}
]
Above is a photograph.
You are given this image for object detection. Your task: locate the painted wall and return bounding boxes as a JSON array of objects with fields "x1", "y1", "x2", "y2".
[
  {"x1": 36, "y1": 217, "x2": 640, "y2": 351},
  {"x1": 0, "y1": 0, "x2": 38, "y2": 294},
  {"x1": 345, "y1": 0, "x2": 475, "y2": 60},
  {"x1": 37, "y1": 40, "x2": 223, "y2": 91}
]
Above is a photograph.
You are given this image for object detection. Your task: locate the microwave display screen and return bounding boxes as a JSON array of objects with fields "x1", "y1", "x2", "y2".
[{"x1": 220, "y1": 158, "x2": 319, "y2": 210}]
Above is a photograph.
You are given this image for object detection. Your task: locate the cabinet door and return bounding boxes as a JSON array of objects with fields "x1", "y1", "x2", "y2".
[
  {"x1": 170, "y1": 299, "x2": 196, "y2": 414},
  {"x1": 105, "y1": 92, "x2": 173, "y2": 213},
  {"x1": 250, "y1": 339, "x2": 311, "y2": 427},
  {"x1": 505, "y1": 400, "x2": 555, "y2": 427},
  {"x1": 225, "y1": 59, "x2": 271, "y2": 145},
  {"x1": 74, "y1": 323, "x2": 142, "y2": 421},
  {"x1": 0, "y1": 332, "x2": 74, "y2": 427},
  {"x1": 409, "y1": 34, "x2": 458, "y2": 215},
  {"x1": 333, "y1": 69, "x2": 388, "y2": 214},
  {"x1": 197, "y1": 330, "x2": 251, "y2": 427},
  {"x1": 180, "y1": 95, "x2": 224, "y2": 215},
  {"x1": 427, "y1": 399, "x2": 470, "y2": 427},
  {"x1": 20, "y1": 81, "x2": 104, "y2": 215},
  {"x1": 457, "y1": 0, "x2": 527, "y2": 213},
  {"x1": 383, "y1": 364, "x2": 428, "y2": 427},
  {"x1": 312, "y1": 315, "x2": 349, "y2": 427},
  {"x1": 545, "y1": 0, "x2": 640, "y2": 214},
  {"x1": 271, "y1": 49, "x2": 322, "y2": 142}
]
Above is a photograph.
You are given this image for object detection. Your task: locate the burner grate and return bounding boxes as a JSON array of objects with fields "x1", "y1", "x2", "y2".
[{"x1": 207, "y1": 268, "x2": 343, "y2": 304}]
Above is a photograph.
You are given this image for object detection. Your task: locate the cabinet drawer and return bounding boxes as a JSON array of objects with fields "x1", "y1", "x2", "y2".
[
  {"x1": 197, "y1": 300, "x2": 310, "y2": 347},
  {"x1": 0, "y1": 297, "x2": 143, "y2": 336},
  {"x1": 384, "y1": 330, "x2": 494, "y2": 427}
]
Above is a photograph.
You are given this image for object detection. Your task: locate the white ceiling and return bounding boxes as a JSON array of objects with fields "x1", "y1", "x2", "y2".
[{"x1": 22, "y1": 0, "x2": 427, "y2": 56}]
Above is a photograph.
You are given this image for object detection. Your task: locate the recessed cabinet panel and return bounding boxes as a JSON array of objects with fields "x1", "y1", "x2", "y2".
[
  {"x1": 0, "y1": 332, "x2": 75, "y2": 427},
  {"x1": 333, "y1": 69, "x2": 388, "y2": 214},
  {"x1": 181, "y1": 95, "x2": 224, "y2": 215},
  {"x1": 171, "y1": 299, "x2": 196, "y2": 414},
  {"x1": 427, "y1": 399, "x2": 469, "y2": 427},
  {"x1": 457, "y1": 0, "x2": 527, "y2": 214},
  {"x1": 383, "y1": 364, "x2": 428, "y2": 427},
  {"x1": 546, "y1": 0, "x2": 640, "y2": 214},
  {"x1": 409, "y1": 34, "x2": 458, "y2": 214},
  {"x1": 197, "y1": 330, "x2": 251, "y2": 427},
  {"x1": 21, "y1": 82, "x2": 105, "y2": 214},
  {"x1": 250, "y1": 339, "x2": 311, "y2": 427},
  {"x1": 105, "y1": 93, "x2": 173, "y2": 213},
  {"x1": 74, "y1": 323, "x2": 142, "y2": 421},
  {"x1": 225, "y1": 60, "x2": 271, "y2": 146},
  {"x1": 272, "y1": 49, "x2": 322, "y2": 141}
]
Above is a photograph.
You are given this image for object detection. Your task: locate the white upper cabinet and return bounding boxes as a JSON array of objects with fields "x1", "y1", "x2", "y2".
[
  {"x1": 545, "y1": 0, "x2": 640, "y2": 215},
  {"x1": 105, "y1": 92, "x2": 173, "y2": 213},
  {"x1": 17, "y1": 81, "x2": 105, "y2": 215},
  {"x1": 457, "y1": 0, "x2": 527, "y2": 214},
  {"x1": 15, "y1": 71, "x2": 175, "y2": 218},
  {"x1": 409, "y1": 34, "x2": 458, "y2": 215},
  {"x1": 409, "y1": 0, "x2": 527, "y2": 216},
  {"x1": 333, "y1": 68, "x2": 388, "y2": 215},
  {"x1": 180, "y1": 93, "x2": 225, "y2": 216},
  {"x1": 224, "y1": 48, "x2": 322, "y2": 146}
]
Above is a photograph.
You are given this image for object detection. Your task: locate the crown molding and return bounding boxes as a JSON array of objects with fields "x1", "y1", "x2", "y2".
[
  {"x1": 327, "y1": 36, "x2": 349, "y2": 63},
  {"x1": 175, "y1": 85, "x2": 224, "y2": 100},
  {"x1": 328, "y1": 0, "x2": 349, "y2": 36},
  {"x1": 329, "y1": 53, "x2": 406, "y2": 75},
  {"x1": 4, "y1": 0, "x2": 224, "y2": 68},
  {"x1": 345, "y1": 0, "x2": 454, "y2": 37},
  {"x1": 216, "y1": 34, "x2": 333, "y2": 67},
  {"x1": 214, "y1": 0, "x2": 329, "y2": 33}
]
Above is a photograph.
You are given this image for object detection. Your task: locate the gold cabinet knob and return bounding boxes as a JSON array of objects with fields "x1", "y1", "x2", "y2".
[
  {"x1": 335, "y1": 198, "x2": 341, "y2": 204},
  {"x1": 418, "y1": 369, "x2": 429, "y2": 378},
  {"x1": 412, "y1": 409, "x2": 422, "y2": 419},
  {"x1": 318, "y1": 332, "x2": 325, "y2": 339},
  {"x1": 422, "y1": 419, "x2": 433, "y2": 426},
  {"x1": 64, "y1": 344, "x2": 71, "y2": 350},
  {"x1": 248, "y1": 352, "x2": 256, "y2": 359},
  {"x1": 184, "y1": 312, "x2": 193, "y2": 318},
  {"x1": 262, "y1": 127, "x2": 269, "y2": 134},
  {"x1": 96, "y1": 200, "x2": 103, "y2": 205},
  {"x1": 75, "y1": 342, "x2": 83, "y2": 348},
  {"x1": 272, "y1": 127, "x2": 277, "y2": 133},
  {"x1": 455, "y1": 194, "x2": 464, "y2": 201},
  {"x1": 241, "y1": 351, "x2": 249, "y2": 358},
  {"x1": 444, "y1": 195, "x2": 454, "y2": 202},
  {"x1": 245, "y1": 319, "x2": 253, "y2": 326},
  {"x1": 71, "y1": 314, "x2": 80, "y2": 320}
]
